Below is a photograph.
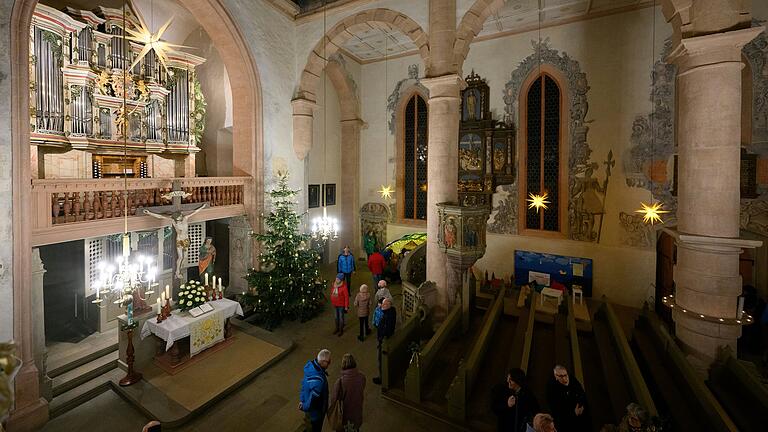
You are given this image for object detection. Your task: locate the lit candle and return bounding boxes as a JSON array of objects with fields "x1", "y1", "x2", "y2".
[
  {"x1": 156, "y1": 297, "x2": 161, "y2": 313},
  {"x1": 205, "y1": 273, "x2": 209, "y2": 286},
  {"x1": 219, "y1": 278, "x2": 223, "y2": 292},
  {"x1": 96, "y1": 284, "x2": 100, "y2": 299},
  {"x1": 212, "y1": 275, "x2": 216, "y2": 289},
  {"x1": 165, "y1": 285, "x2": 170, "y2": 299},
  {"x1": 161, "y1": 292, "x2": 165, "y2": 302}
]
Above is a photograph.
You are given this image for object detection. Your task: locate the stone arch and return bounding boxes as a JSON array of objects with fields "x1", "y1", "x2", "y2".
[
  {"x1": 454, "y1": 0, "x2": 507, "y2": 70},
  {"x1": 296, "y1": 8, "x2": 430, "y2": 104},
  {"x1": 8, "y1": 0, "x2": 263, "y2": 428}
]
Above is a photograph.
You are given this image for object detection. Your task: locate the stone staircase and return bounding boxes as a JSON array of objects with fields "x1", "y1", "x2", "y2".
[{"x1": 47, "y1": 344, "x2": 120, "y2": 418}]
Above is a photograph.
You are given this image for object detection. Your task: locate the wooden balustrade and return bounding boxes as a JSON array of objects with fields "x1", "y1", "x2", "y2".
[
  {"x1": 35, "y1": 177, "x2": 249, "y2": 226},
  {"x1": 31, "y1": 177, "x2": 251, "y2": 246}
]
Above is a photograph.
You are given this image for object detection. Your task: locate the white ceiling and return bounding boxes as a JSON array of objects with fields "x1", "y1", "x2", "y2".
[
  {"x1": 340, "y1": 23, "x2": 418, "y2": 62},
  {"x1": 340, "y1": 0, "x2": 645, "y2": 62}
]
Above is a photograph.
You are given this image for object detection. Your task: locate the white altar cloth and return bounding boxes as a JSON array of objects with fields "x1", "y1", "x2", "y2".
[{"x1": 140, "y1": 298, "x2": 244, "y2": 352}]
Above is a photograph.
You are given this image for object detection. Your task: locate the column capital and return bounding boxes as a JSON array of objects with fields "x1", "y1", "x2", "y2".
[
  {"x1": 667, "y1": 26, "x2": 764, "y2": 72},
  {"x1": 421, "y1": 74, "x2": 466, "y2": 101},
  {"x1": 340, "y1": 118, "x2": 367, "y2": 129},
  {"x1": 672, "y1": 231, "x2": 763, "y2": 253},
  {"x1": 291, "y1": 97, "x2": 317, "y2": 116}
]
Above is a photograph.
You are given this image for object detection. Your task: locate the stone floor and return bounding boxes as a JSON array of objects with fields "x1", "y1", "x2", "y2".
[{"x1": 41, "y1": 262, "x2": 455, "y2": 432}]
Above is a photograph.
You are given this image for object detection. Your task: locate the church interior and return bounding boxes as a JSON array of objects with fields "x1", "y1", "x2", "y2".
[{"x1": 1, "y1": 0, "x2": 768, "y2": 431}]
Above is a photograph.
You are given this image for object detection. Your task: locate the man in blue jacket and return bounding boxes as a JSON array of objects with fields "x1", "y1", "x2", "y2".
[
  {"x1": 299, "y1": 349, "x2": 331, "y2": 432},
  {"x1": 337, "y1": 246, "x2": 356, "y2": 289}
]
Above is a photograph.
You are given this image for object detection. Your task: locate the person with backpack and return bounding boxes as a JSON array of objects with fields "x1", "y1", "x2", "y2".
[
  {"x1": 330, "y1": 274, "x2": 349, "y2": 336},
  {"x1": 329, "y1": 353, "x2": 366, "y2": 431},
  {"x1": 354, "y1": 284, "x2": 372, "y2": 341},
  {"x1": 299, "y1": 349, "x2": 331, "y2": 432},
  {"x1": 372, "y1": 297, "x2": 396, "y2": 385}
]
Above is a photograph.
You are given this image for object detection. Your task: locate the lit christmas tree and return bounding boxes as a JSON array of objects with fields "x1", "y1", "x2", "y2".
[{"x1": 243, "y1": 171, "x2": 325, "y2": 329}]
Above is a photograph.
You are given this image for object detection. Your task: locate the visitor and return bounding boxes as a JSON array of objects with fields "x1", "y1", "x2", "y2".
[
  {"x1": 337, "y1": 246, "x2": 356, "y2": 289},
  {"x1": 600, "y1": 402, "x2": 651, "y2": 432},
  {"x1": 354, "y1": 284, "x2": 372, "y2": 342},
  {"x1": 330, "y1": 353, "x2": 366, "y2": 431},
  {"x1": 367, "y1": 248, "x2": 387, "y2": 286},
  {"x1": 528, "y1": 413, "x2": 557, "y2": 432},
  {"x1": 375, "y1": 280, "x2": 394, "y2": 304},
  {"x1": 546, "y1": 365, "x2": 589, "y2": 432},
  {"x1": 300, "y1": 349, "x2": 331, "y2": 432},
  {"x1": 372, "y1": 297, "x2": 397, "y2": 385},
  {"x1": 330, "y1": 274, "x2": 349, "y2": 336},
  {"x1": 142, "y1": 421, "x2": 162, "y2": 432},
  {"x1": 491, "y1": 368, "x2": 540, "y2": 432}
]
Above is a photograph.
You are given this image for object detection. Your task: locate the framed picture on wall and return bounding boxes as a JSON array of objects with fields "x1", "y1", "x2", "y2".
[
  {"x1": 323, "y1": 183, "x2": 336, "y2": 206},
  {"x1": 308, "y1": 184, "x2": 320, "y2": 208}
]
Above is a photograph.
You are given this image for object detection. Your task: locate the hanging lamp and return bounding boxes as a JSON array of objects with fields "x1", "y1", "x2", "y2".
[
  {"x1": 311, "y1": 0, "x2": 339, "y2": 242},
  {"x1": 635, "y1": 0, "x2": 668, "y2": 225}
]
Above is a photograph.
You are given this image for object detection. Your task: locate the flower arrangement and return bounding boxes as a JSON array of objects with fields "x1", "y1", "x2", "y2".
[{"x1": 177, "y1": 280, "x2": 207, "y2": 311}]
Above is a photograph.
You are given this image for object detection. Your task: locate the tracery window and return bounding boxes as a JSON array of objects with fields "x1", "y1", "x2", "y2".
[
  {"x1": 522, "y1": 73, "x2": 563, "y2": 232},
  {"x1": 401, "y1": 93, "x2": 428, "y2": 221}
]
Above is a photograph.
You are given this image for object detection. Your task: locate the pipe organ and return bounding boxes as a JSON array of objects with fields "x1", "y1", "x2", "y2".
[{"x1": 30, "y1": 3, "x2": 206, "y2": 162}]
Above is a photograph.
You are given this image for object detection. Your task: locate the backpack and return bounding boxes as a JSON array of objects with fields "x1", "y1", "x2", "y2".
[{"x1": 373, "y1": 306, "x2": 383, "y2": 328}]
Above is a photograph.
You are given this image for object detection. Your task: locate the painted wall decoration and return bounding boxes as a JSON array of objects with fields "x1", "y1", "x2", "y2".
[
  {"x1": 491, "y1": 38, "x2": 611, "y2": 241},
  {"x1": 387, "y1": 64, "x2": 428, "y2": 134},
  {"x1": 621, "y1": 39, "x2": 677, "y2": 248},
  {"x1": 513, "y1": 250, "x2": 593, "y2": 297},
  {"x1": 360, "y1": 202, "x2": 390, "y2": 254}
]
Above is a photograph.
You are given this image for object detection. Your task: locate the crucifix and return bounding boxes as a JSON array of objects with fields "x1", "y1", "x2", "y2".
[{"x1": 140, "y1": 180, "x2": 207, "y2": 281}]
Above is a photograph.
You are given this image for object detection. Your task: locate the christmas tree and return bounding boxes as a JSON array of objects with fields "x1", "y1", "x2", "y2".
[{"x1": 243, "y1": 172, "x2": 325, "y2": 329}]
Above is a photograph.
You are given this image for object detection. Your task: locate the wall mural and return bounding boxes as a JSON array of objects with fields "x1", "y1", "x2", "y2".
[
  {"x1": 387, "y1": 64, "x2": 428, "y2": 134},
  {"x1": 490, "y1": 38, "x2": 612, "y2": 242},
  {"x1": 741, "y1": 23, "x2": 768, "y2": 238},
  {"x1": 620, "y1": 40, "x2": 677, "y2": 248}
]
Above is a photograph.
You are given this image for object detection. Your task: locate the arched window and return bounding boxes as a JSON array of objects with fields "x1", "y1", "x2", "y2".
[
  {"x1": 400, "y1": 93, "x2": 428, "y2": 221},
  {"x1": 521, "y1": 73, "x2": 564, "y2": 233}
]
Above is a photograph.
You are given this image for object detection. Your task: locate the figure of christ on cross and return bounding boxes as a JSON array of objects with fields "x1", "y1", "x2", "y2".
[{"x1": 143, "y1": 201, "x2": 208, "y2": 280}]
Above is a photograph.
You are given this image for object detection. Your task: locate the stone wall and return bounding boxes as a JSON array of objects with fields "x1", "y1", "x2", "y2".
[{"x1": 0, "y1": 0, "x2": 13, "y2": 343}]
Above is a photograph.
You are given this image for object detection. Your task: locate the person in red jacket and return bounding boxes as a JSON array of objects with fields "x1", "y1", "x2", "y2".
[
  {"x1": 367, "y1": 248, "x2": 387, "y2": 286},
  {"x1": 330, "y1": 273, "x2": 350, "y2": 336}
]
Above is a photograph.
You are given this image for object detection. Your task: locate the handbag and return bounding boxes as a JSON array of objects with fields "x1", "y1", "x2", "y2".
[{"x1": 327, "y1": 378, "x2": 344, "y2": 431}]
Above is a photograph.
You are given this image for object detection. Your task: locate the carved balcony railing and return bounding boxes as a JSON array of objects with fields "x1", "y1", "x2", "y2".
[{"x1": 31, "y1": 176, "x2": 251, "y2": 246}]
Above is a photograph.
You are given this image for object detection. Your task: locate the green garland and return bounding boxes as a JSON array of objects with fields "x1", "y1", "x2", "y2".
[{"x1": 191, "y1": 76, "x2": 206, "y2": 146}]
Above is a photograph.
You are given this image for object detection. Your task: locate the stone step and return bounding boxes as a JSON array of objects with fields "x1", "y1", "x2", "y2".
[
  {"x1": 48, "y1": 342, "x2": 119, "y2": 378},
  {"x1": 49, "y1": 368, "x2": 122, "y2": 419},
  {"x1": 51, "y1": 350, "x2": 119, "y2": 398}
]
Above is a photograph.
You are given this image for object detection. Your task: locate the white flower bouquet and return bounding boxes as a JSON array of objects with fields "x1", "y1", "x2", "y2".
[{"x1": 176, "y1": 280, "x2": 208, "y2": 311}]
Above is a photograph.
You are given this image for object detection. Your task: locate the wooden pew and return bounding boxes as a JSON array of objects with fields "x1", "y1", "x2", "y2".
[
  {"x1": 404, "y1": 302, "x2": 462, "y2": 402},
  {"x1": 382, "y1": 312, "x2": 423, "y2": 391},
  {"x1": 445, "y1": 286, "x2": 506, "y2": 420},
  {"x1": 709, "y1": 347, "x2": 768, "y2": 431},
  {"x1": 566, "y1": 292, "x2": 585, "y2": 387},
  {"x1": 604, "y1": 303, "x2": 658, "y2": 417}
]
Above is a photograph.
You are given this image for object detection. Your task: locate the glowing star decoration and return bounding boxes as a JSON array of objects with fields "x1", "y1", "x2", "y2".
[
  {"x1": 378, "y1": 184, "x2": 394, "y2": 200},
  {"x1": 125, "y1": 15, "x2": 193, "y2": 72},
  {"x1": 527, "y1": 192, "x2": 550, "y2": 213},
  {"x1": 635, "y1": 201, "x2": 668, "y2": 225}
]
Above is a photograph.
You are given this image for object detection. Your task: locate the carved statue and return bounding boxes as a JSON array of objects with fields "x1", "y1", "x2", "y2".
[
  {"x1": 466, "y1": 90, "x2": 477, "y2": 121},
  {"x1": 143, "y1": 203, "x2": 207, "y2": 279},
  {"x1": 198, "y1": 236, "x2": 217, "y2": 279}
]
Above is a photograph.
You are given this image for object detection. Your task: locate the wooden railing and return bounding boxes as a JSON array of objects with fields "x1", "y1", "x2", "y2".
[{"x1": 30, "y1": 177, "x2": 251, "y2": 246}]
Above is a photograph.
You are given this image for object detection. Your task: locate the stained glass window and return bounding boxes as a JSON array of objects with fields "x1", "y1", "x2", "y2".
[
  {"x1": 403, "y1": 94, "x2": 428, "y2": 220},
  {"x1": 524, "y1": 74, "x2": 561, "y2": 232}
]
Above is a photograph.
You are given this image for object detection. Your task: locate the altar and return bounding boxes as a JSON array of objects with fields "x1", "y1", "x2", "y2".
[{"x1": 140, "y1": 298, "x2": 243, "y2": 373}]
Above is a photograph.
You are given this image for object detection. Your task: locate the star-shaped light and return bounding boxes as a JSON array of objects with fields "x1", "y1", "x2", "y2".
[
  {"x1": 527, "y1": 192, "x2": 550, "y2": 213},
  {"x1": 635, "y1": 201, "x2": 668, "y2": 225},
  {"x1": 378, "y1": 184, "x2": 394, "y2": 199},
  {"x1": 125, "y1": 14, "x2": 192, "y2": 72}
]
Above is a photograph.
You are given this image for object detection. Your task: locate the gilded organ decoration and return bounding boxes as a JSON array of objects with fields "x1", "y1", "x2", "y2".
[
  {"x1": 29, "y1": 2, "x2": 206, "y2": 160},
  {"x1": 458, "y1": 71, "x2": 515, "y2": 210}
]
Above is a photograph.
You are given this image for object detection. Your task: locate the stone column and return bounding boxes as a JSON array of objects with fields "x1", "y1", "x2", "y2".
[
  {"x1": 340, "y1": 119, "x2": 363, "y2": 253},
  {"x1": 669, "y1": 27, "x2": 764, "y2": 364},
  {"x1": 427, "y1": 0, "x2": 457, "y2": 77},
  {"x1": 292, "y1": 98, "x2": 316, "y2": 161},
  {"x1": 423, "y1": 75, "x2": 463, "y2": 317}
]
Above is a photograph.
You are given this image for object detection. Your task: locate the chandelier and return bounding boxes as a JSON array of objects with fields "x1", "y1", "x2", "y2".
[
  {"x1": 312, "y1": 207, "x2": 339, "y2": 242},
  {"x1": 310, "y1": 1, "x2": 339, "y2": 242}
]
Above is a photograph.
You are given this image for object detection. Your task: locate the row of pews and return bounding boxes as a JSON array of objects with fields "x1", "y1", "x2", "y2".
[{"x1": 381, "y1": 285, "x2": 768, "y2": 431}]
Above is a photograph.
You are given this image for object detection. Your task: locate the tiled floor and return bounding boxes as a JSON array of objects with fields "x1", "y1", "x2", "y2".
[{"x1": 41, "y1": 262, "x2": 453, "y2": 431}]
